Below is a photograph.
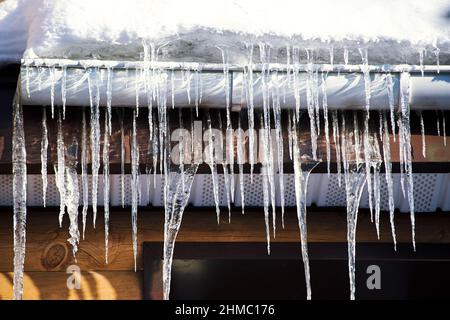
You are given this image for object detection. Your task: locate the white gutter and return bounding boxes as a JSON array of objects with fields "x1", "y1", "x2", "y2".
[{"x1": 20, "y1": 59, "x2": 450, "y2": 110}]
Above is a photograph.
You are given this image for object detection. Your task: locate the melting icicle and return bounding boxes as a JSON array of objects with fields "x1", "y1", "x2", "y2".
[
  {"x1": 259, "y1": 43, "x2": 276, "y2": 237},
  {"x1": 382, "y1": 111, "x2": 397, "y2": 250},
  {"x1": 435, "y1": 47, "x2": 440, "y2": 73},
  {"x1": 237, "y1": 115, "x2": 245, "y2": 214},
  {"x1": 344, "y1": 47, "x2": 349, "y2": 66},
  {"x1": 332, "y1": 110, "x2": 342, "y2": 186},
  {"x1": 418, "y1": 111, "x2": 426, "y2": 157},
  {"x1": 386, "y1": 73, "x2": 396, "y2": 141},
  {"x1": 103, "y1": 111, "x2": 110, "y2": 264},
  {"x1": 399, "y1": 72, "x2": 415, "y2": 250},
  {"x1": 12, "y1": 86, "x2": 27, "y2": 300},
  {"x1": 322, "y1": 73, "x2": 331, "y2": 175},
  {"x1": 56, "y1": 108, "x2": 66, "y2": 227},
  {"x1": 65, "y1": 138, "x2": 80, "y2": 258},
  {"x1": 131, "y1": 110, "x2": 140, "y2": 271},
  {"x1": 359, "y1": 48, "x2": 371, "y2": 113},
  {"x1": 305, "y1": 49, "x2": 318, "y2": 161},
  {"x1": 163, "y1": 164, "x2": 199, "y2": 300},
  {"x1": 88, "y1": 68, "x2": 101, "y2": 228},
  {"x1": 292, "y1": 112, "x2": 319, "y2": 300},
  {"x1": 50, "y1": 66, "x2": 56, "y2": 119},
  {"x1": 61, "y1": 66, "x2": 67, "y2": 119},
  {"x1": 106, "y1": 67, "x2": 113, "y2": 134},
  {"x1": 260, "y1": 113, "x2": 272, "y2": 254},
  {"x1": 244, "y1": 44, "x2": 256, "y2": 179},
  {"x1": 81, "y1": 109, "x2": 89, "y2": 239},
  {"x1": 272, "y1": 71, "x2": 285, "y2": 226},
  {"x1": 419, "y1": 49, "x2": 425, "y2": 77},
  {"x1": 41, "y1": 107, "x2": 48, "y2": 207},
  {"x1": 344, "y1": 162, "x2": 367, "y2": 301},
  {"x1": 217, "y1": 112, "x2": 231, "y2": 220},
  {"x1": 206, "y1": 110, "x2": 221, "y2": 223}
]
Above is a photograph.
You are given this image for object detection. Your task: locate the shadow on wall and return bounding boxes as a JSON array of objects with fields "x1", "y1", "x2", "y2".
[{"x1": 0, "y1": 271, "x2": 142, "y2": 300}]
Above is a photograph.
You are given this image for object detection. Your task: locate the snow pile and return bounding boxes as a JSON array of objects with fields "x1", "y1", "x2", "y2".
[{"x1": 1, "y1": 0, "x2": 450, "y2": 64}]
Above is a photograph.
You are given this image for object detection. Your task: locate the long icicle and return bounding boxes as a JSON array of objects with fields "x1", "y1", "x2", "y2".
[
  {"x1": 399, "y1": 72, "x2": 415, "y2": 250},
  {"x1": 131, "y1": 110, "x2": 140, "y2": 271},
  {"x1": 12, "y1": 85, "x2": 27, "y2": 300},
  {"x1": 56, "y1": 107, "x2": 66, "y2": 227},
  {"x1": 41, "y1": 107, "x2": 48, "y2": 207},
  {"x1": 382, "y1": 111, "x2": 397, "y2": 250},
  {"x1": 103, "y1": 109, "x2": 110, "y2": 264},
  {"x1": 88, "y1": 68, "x2": 101, "y2": 228},
  {"x1": 81, "y1": 109, "x2": 89, "y2": 239}
]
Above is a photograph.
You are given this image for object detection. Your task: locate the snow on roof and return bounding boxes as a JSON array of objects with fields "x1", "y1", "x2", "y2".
[{"x1": 2, "y1": 0, "x2": 450, "y2": 65}]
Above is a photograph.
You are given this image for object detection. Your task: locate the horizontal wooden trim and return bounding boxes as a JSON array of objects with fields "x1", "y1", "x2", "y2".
[
  {"x1": 0, "y1": 271, "x2": 142, "y2": 300},
  {"x1": 0, "y1": 106, "x2": 449, "y2": 174},
  {"x1": 0, "y1": 208, "x2": 448, "y2": 272}
]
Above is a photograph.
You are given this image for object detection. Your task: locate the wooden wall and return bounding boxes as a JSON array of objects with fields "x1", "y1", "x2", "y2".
[{"x1": 0, "y1": 207, "x2": 449, "y2": 299}]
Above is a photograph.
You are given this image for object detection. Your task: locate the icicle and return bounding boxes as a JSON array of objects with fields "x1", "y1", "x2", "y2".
[
  {"x1": 50, "y1": 66, "x2": 56, "y2": 119},
  {"x1": 305, "y1": 49, "x2": 318, "y2": 160},
  {"x1": 292, "y1": 112, "x2": 319, "y2": 300},
  {"x1": 259, "y1": 112, "x2": 272, "y2": 253},
  {"x1": 56, "y1": 108, "x2": 66, "y2": 227},
  {"x1": 120, "y1": 112, "x2": 125, "y2": 208},
  {"x1": 322, "y1": 73, "x2": 331, "y2": 175},
  {"x1": 41, "y1": 107, "x2": 48, "y2": 207},
  {"x1": 419, "y1": 49, "x2": 425, "y2": 77},
  {"x1": 12, "y1": 86, "x2": 27, "y2": 300},
  {"x1": 399, "y1": 72, "x2": 415, "y2": 250},
  {"x1": 217, "y1": 112, "x2": 231, "y2": 221},
  {"x1": 382, "y1": 111, "x2": 397, "y2": 250},
  {"x1": 244, "y1": 44, "x2": 256, "y2": 179},
  {"x1": 81, "y1": 109, "x2": 89, "y2": 239},
  {"x1": 370, "y1": 135, "x2": 382, "y2": 239},
  {"x1": 363, "y1": 110, "x2": 374, "y2": 222},
  {"x1": 103, "y1": 110, "x2": 110, "y2": 264},
  {"x1": 206, "y1": 110, "x2": 221, "y2": 223},
  {"x1": 288, "y1": 109, "x2": 293, "y2": 160},
  {"x1": 61, "y1": 65, "x2": 67, "y2": 119},
  {"x1": 106, "y1": 67, "x2": 113, "y2": 135},
  {"x1": 65, "y1": 137, "x2": 80, "y2": 258},
  {"x1": 418, "y1": 111, "x2": 426, "y2": 157},
  {"x1": 359, "y1": 48, "x2": 371, "y2": 113},
  {"x1": 135, "y1": 67, "x2": 140, "y2": 117},
  {"x1": 152, "y1": 115, "x2": 159, "y2": 188},
  {"x1": 237, "y1": 115, "x2": 245, "y2": 214},
  {"x1": 435, "y1": 47, "x2": 440, "y2": 73},
  {"x1": 259, "y1": 43, "x2": 276, "y2": 237},
  {"x1": 332, "y1": 110, "x2": 342, "y2": 186},
  {"x1": 386, "y1": 73, "x2": 396, "y2": 141},
  {"x1": 88, "y1": 68, "x2": 101, "y2": 228},
  {"x1": 272, "y1": 71, "x2": 285, "y2": 226},
  {"x1": 131, "y1": 110, "x2": 140, "y2": 271},
  {"x1": 329, "y1": 45, "x2": 334, "y2": 67},
  {"x1": 344, "y1": 162, "x2": 367, "y2": 301},
  {"x1": 163, "y1": 164, "x2": 199, "y2": 300},
  {"x1": 344, "y1": 47, "x2": 349, "y2": 66}
]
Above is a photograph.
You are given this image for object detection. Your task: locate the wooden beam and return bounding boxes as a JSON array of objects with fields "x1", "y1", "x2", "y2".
[
  {"x1": 0, "y1": 107, "x2": 448, "y2": 174},
  {"x1": 0, "y1": 271, "x2": 142, "y2": 300},
  {"x1": 0, "y1": 208, "x2": 448, "y2": 272}
]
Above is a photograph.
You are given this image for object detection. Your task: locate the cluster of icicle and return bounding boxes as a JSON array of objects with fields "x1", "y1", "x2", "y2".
[{"x1": 13, "y1": 43, "x2": 447, "y2": 301}]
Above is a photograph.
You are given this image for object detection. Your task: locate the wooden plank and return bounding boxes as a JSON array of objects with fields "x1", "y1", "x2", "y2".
[
  {"x1": 0, "y1": 271, "x2": 142, "y2": 300},
  {"x1": 0, "y1": 107, "x2": 449, "y2": 174},
  {"x1": 0, "y1": 208, "x2": 448, "y2": 272}
]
